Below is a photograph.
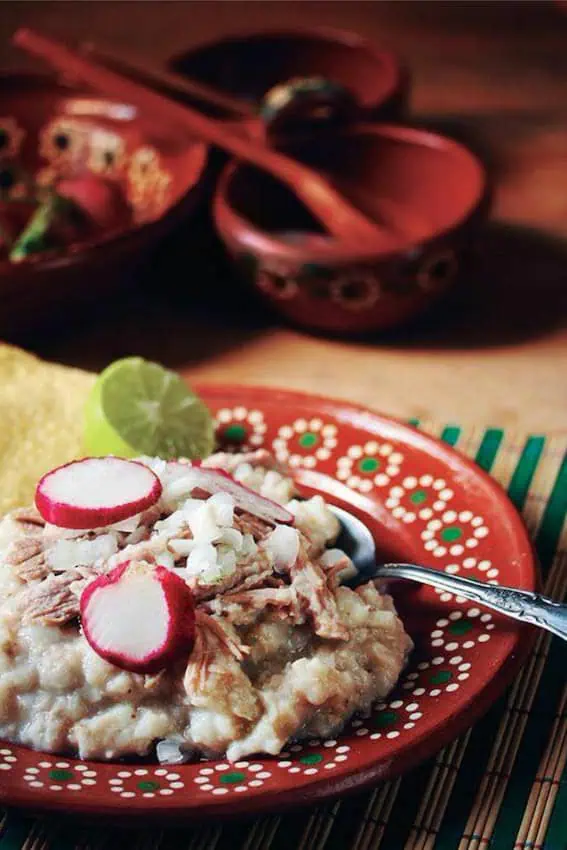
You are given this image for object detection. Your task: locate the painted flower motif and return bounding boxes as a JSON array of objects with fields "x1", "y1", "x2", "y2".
[
  {"x1": 0, "y1": 162, "x2": 28, "y2": 201},
  {"x1": 23, "y1": 760, "x2": 97, "y2": 792},
  {"x1": 215, "y1": 407, "x2": 267, "y2": 450},
  {"x1": 421, "y1": 510, "x2": 490, "y2": 559},
  {"x1": 108, "y1": 767, "x2": 184, "y2": 799},
  {"x1": 336, "y1": 441, "x2": 403, "y2": 492},
  {"x1": 87, "y1": 128, "x2": 126, "y2": 176},
  {"x1": 330, "y1": 270, "x2": 380, "y2": 311},
  {"x1": 127, "y1": 146, "x2": 172, "y2": 219},
  {"x1": 0, "y1": 117, "x2": 25, "y2": 159},
  {"x1": 385, "y1": 474, "x2": 454, "y2": 523},
  {"x1": 193, "y1": 761, "x2": 272, "y2": 795},
  {"x1": 417, "y1": 249, "x2": 458, "y2": 293},
  {"x1": 277, "y1": 741, "x2": 352, "y2": 775},
  {"x1": 367, "y1": 697, "x2": 426, "y2": 738},
  {"x1": 272, "y1": 418, "x2": 338, "y2": 469},
  {"x1": 257, "y1": 269, "x2": 298, "y2": 301},
  {"x1": 39, "y1": 118, "x2": 89, "y2": 169},
  {"x1": 429, "y1": 609, "x2": 494, "y2": 651}
]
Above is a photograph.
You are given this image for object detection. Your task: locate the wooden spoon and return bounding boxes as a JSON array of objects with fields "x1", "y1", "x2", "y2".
[
  {"x1": 14, "y1": 28, "x2": 396, "y2": 254},
  {"x1": 82, "y1": 42, "x2": 257, "y2": 122}
]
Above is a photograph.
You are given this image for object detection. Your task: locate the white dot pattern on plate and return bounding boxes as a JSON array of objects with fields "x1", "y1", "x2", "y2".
[
  {"x1": 336, "y1": 441, "x2": 403, "y2": 491},
  {"x1": 273, "y1": 420, "x2": 338, "y2": 469},
  {"x1": 23, "y1": 762, "x2": 98, "y2": 791}
]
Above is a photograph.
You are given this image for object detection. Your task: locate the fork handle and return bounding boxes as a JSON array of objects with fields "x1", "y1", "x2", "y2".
[{"x1": 374, "y1": 564, "x2": 567, "y2": 642}]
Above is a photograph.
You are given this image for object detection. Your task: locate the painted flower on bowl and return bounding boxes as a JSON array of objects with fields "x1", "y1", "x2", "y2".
[
  {"x1": 330, "y1": 269, "x2": 381, "y2": 310},
  {"x1": 127, "y1": 146, "x2": 171, "y2": 221},
  {"x1": 0, "y1": 117, "x2": 25, "y2": 160},
  {"x1": 87, "y1": 128, "x2": 126, "y2": 177},
  {"x1": 417, "y1": 249, "x2": 458, "y2": 293},
  {"x1": 39, "y1": 118, "x2": 90, "y2": 170}
]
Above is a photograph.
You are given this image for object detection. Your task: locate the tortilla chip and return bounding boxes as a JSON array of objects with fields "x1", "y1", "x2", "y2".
[{"x1": 0, "y1": 345, "x2": 94, "y2": 515}]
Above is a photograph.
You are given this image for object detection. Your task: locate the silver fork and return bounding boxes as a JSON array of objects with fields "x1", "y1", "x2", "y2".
[{"x1": 330, "y1": 505, "x2": 567, "y2": 642}]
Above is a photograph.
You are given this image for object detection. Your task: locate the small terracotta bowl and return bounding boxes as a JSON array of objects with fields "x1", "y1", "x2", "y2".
[
  {"x1": 169, "y1": 26, "x2": 407, "y2": 130},
  {"x1": 0, "y1": 72, "x2": 209, "y2": 339},
  {"x1": 213, "y1": 124, "x2": 487, "y2": 335}
]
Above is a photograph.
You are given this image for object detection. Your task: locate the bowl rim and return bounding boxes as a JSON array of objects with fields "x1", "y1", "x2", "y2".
[
  {"x1": 0, "y1": 71, "x2": 210, "y2": 277},
  {"x1": 213, "y1": 122, "x2": 487, "y2": 266},
  {"x1": 168, "y1": 24, "x2": 405, "y2": 110}
]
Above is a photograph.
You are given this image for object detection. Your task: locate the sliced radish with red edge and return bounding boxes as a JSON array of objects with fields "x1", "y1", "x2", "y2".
[
  {"x1": 35, "y1": 457, "x2": 162, "y2": 530},
  {"x1": 171, "y1": 465, "x2": 293, "y2": 525},
  {"x1": 80, "y1": 560, "x2": 195, "y2": 674}
]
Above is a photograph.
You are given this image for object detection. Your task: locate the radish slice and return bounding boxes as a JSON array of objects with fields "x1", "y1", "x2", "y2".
[
  {"x1": 170, "y1": 465, "x2": 293, "y2": 525},
  {"x1": 80, "y1": 560, "x2": 195, "y2": 674},
  {"x1": 35, "y1": 457, "x2": 162, "y2": 530},
  {"x1": 264, "y1": 525, "x2": 300, "y2": 572}
]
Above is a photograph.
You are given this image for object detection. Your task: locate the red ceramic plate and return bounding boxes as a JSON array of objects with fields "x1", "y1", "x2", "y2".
[{"x1": 0, "y1": 386, "x2": 535, "y2": 819}]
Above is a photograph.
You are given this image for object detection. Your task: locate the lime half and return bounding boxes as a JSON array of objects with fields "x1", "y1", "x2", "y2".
[{"x1": 84, "y1": 357, "x2": 215, "y2": 460}]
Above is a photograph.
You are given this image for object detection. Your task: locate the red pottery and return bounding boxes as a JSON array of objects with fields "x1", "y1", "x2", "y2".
[
  {"x1": 168, "y1": 26, "x2": 407, "y2": 129},
  {"x1": 0, "y1": 72, "x2": 210, "y2": 339},
  {"x1": 213, "y1": 125, "x2": 487, "y2": 335},
  {"x1": 0, "y1": 385, "x2": 535, "y2": 820}
]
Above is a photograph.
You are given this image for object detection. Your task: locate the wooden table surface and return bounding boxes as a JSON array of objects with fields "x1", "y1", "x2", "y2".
[{"x1": 2, "y1": 1, "x2": 567, "y2": 431}]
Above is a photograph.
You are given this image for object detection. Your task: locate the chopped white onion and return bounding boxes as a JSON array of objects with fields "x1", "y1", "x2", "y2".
[
  {"x1": 186, "y1": 543, "x2": 217, "y2": 577},
  {"x1": 168, "y1": 538, "x2": 195, "y2": 557},
  {"x1": 218, "y1": 527, "x2": 243, "y2": 550},
  {"x1": 241, "y1": 534, "x2": 257, "y2": 557},
  {"x1": 157, "y1": 551, "x2": 176, "y2": 571},
  {"x1": 263, "y1": 525, "x2": 300, "y2": 572},
  {"x1": 46, "y1": 534, "x2": 118, "y2": 571},
  {"x1": 208, "y1": 492, "x2": 235, "y2": 527},
  {"x1": 156, "y1": 736, "x2": 193, "y2": 765},
  {"x1": 187, "y1": 501, "x2": 222, "y2": 544}
]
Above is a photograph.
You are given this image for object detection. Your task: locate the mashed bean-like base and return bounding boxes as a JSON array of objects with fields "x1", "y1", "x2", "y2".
[{"x1": 0, "y1": 452, "x2": 412, "y2": 762}]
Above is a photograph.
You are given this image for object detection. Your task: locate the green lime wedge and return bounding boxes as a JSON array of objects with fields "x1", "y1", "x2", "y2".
[{"x1": 84, "y1": 357, "x2": 215, "y2": 460}]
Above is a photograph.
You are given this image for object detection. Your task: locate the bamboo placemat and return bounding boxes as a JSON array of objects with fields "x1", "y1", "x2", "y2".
[{"x1": 0, "y1": 422, "x2": 565, "y2": 850}]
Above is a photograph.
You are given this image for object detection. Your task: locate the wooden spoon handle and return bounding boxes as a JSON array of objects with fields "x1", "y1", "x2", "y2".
[
  {"x1": 82, "y1": 43, "x2": 255, "y2": 119},
  {"x1": 14, "y1": 28, "x2": 388, "y2": 249}
]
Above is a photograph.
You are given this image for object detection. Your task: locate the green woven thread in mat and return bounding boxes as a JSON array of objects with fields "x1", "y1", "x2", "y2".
[{"x1": 0, "y1": 424, "x2": 565, "y2": 850}]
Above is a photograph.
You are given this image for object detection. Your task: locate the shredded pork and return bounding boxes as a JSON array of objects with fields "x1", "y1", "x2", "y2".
[{"x1": 0, "y1": 449, "x2": 412, "y2": 762}]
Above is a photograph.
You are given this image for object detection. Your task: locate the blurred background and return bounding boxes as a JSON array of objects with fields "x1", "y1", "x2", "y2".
[{"x1": 1, "y1": 0, "x2": 566, "y2": 430}]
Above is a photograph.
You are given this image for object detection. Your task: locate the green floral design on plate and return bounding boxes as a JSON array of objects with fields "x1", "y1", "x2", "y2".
[
  {"x1": 220, "y1": 771, "x2": 246, "y2": 784},
  {"x1": 410, "y1": 489, "x2": 428, "y2": 504},
  {"x1": 299, "y1": 432, "x2": 319, "y2": 448},
  {"x1": 441, "y1": 526, "x2": 463, "y2": 542},
  {"x1": 359, "y1": 457, "x2": 380, "y2": 473},
  {"x1": 223, "y1": 423, "x2": 247, "y2": 442},
  {"x1": 49, "y1": 769, "x2": 74, "y2": 782},
  {"x1": 374, "y1": 710, "x2": 398, "y2": 728},
  {"x1": 138, "y1": 780, "x2": 160, "y2": 792},
  {"x1": 449, "y1": 619, "x2": 473, "y2": 635},
  {"x1": 431, "y1": 670, "x2": 452, "y2": 685},
  {"x1": 299, "y1": 753, "x2": 323, "y2": 765}
]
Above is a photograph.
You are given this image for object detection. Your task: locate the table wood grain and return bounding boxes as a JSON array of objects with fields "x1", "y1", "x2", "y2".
[{"x1": 2, "y1": 1, "x2": 566, "y2": 431}]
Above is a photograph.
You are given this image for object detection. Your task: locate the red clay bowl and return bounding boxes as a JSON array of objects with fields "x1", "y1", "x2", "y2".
[
  {"x1": 0, "y1": 72, "x2": 209, "y2": 339},
  {"x1": 168, "y1": 26, "x2": 407, "y2": 130},
  {"x1": 213, "y1": 124, "x2": 487, "y2": 336}
]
